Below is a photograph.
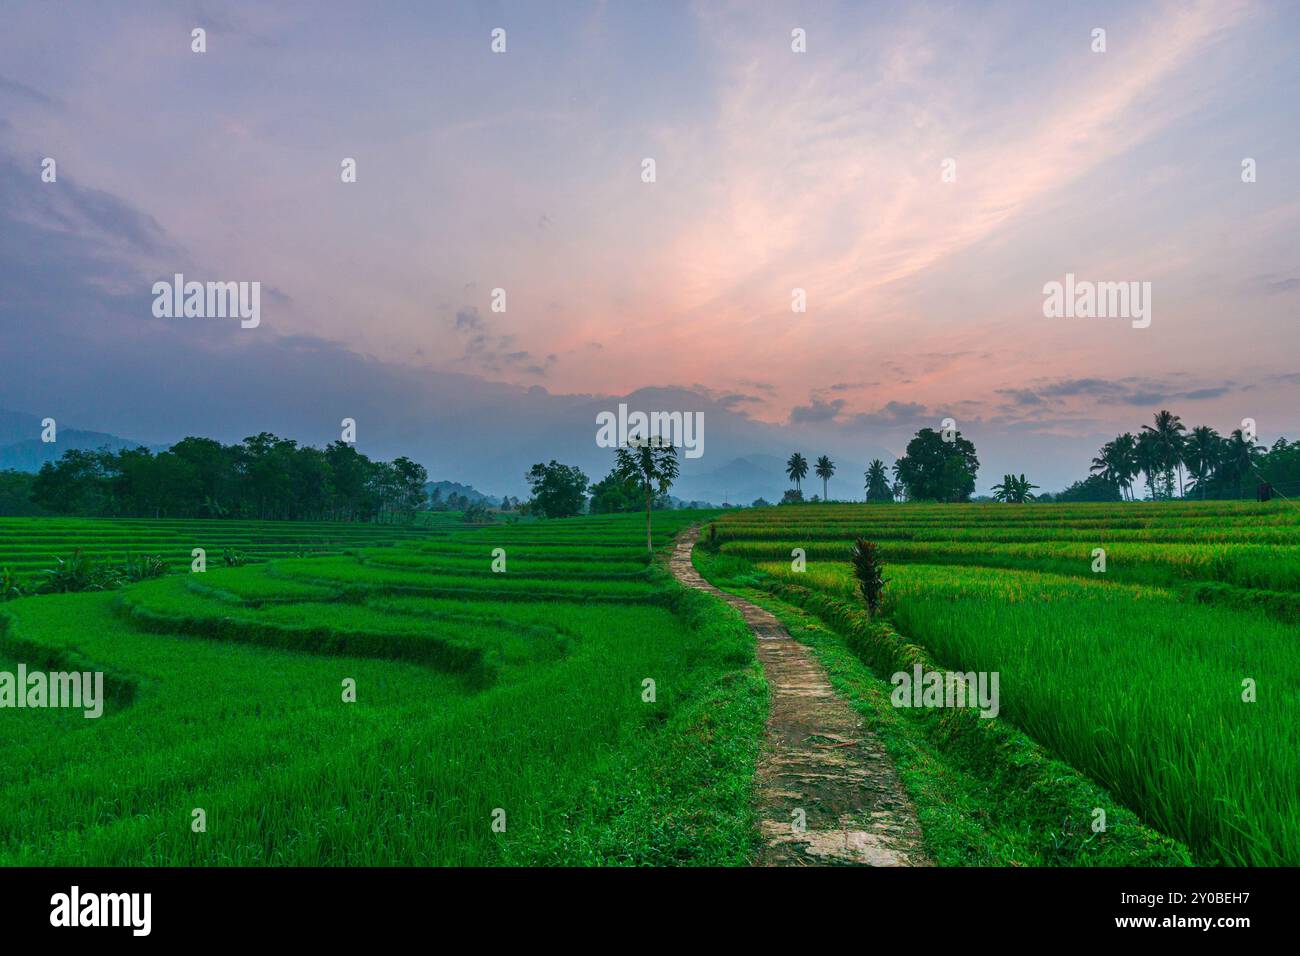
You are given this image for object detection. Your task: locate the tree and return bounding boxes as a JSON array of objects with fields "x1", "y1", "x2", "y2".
[
  {"x1": 1090, "y1": 442, "x2": 1122, "y2": 492},
  {"x1": 814, "y1": 455, "x2": 835, "y2": 502},
  {"x1": 0, "y1": 469, "x2": 44, "y2": 516},
  {"x1": 864, "y1": 459, "x2": 892, "y2": 502},
  {"x1": 30, "y1": 450, "x2": 112, "y2": 515},
  {"x1": 751, "y1": 497, "x2": 771, "y2": 508},
  {"x1": 785, "y1": 453, "x2": 808, "y2": 493},
  {"x1": 1090, "y1": 432, "x2": 1140, "y2": 501},
  {"x1": 1055, "y1": 474, "x2": 1123, "y2": 502},
  {"x1": 1134, "y1": 431, "x2": 1162, "y2": 499},
  {"x1": 892, "y1": 427, "x2": 979, "y2": 502},
  {"x1": 524, "y1": 460, "x2": 589, "y2": 518},
  {"x1": 1142, "y1": 410, "x2": 1187, "y2": 497},
  {"x1": 991, "y1": 473, "x2": 1039, "y2": 503},
  {"x1": 613, "y1": 438, "x2": 680, "y2": 553},
  {"x1": 1219, "y1": 428, "x2": 1265, "y2": 495},
  {"x1": 589, "y1": 470, "x2": 641, "y2": 514},
  {"x1": 850, "y1": 538, "x2": 888, "y2": 616},
  {"x1": 1183, "y1": 426, "x2": 1222, "y2": 498},
  {"x1": 780, "y1": 488, "x2": 804, "y2": 504}
]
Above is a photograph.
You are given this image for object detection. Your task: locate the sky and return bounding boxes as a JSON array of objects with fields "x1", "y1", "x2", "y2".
[{"x1": 1, "y1": 0, "x2": 1297, "y2": 497}]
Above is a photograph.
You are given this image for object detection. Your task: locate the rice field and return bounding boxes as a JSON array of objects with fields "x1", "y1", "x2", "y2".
[
  {"x1": 0, "y1": 515, "x2": 461, "y2": 585},
  {"x1": 0, "y1": 511, "x2": 765, "y2": 865},
  {"x1": 4, "y1": 501, "x2": 1295, "y2": 866},
  {"x1": 702, "y1": 500, "x2": 1300, "y2": 866}
]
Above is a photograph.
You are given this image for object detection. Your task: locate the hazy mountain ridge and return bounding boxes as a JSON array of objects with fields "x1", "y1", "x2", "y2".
[{"x1": 0, "y1": 407, "x2": 165, "y2": 472}]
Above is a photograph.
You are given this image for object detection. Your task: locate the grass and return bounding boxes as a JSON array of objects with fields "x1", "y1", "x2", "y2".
[
  {"x1": 694, "y1": 551, "x2": 1190, "y2": 866},
  {"x1": 698, "y1": 501, "x2": 1300, "y2": 866},
  {"x1": 0, "y1": 510, "x2": 767, "y2": 865},
  {"x1": 5, "y1": 500, "x2": 1290, "y2": 867}
]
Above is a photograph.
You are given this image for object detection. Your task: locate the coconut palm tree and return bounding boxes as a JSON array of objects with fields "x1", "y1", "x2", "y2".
[
  {"x1": 785, "y1": 452, "x2": 809, "y2": 493},
  {"x1": 1183, "y1": 426, "x2": 1222, "y2": 498},
  {"x1": 1112, "y1": 432, "x2": 1140, "y2": 500},
  {"x1": 1219, "y1": 428, "x2": 1265, "y2": 497},
  {"x1": 1134, "y1": 430, "x2": 1162, "y2": 499},
  {"x1": 1090, "y1": 441, "x2": 1121, "y2": 489},
  {"x1": 814, "y1": 455, "x2": 835, "y2": 502},
  {"x1": 1142, "y1": 409, "x2": 1187, "y2": 497},
  {"x1": 864, "y1": 459, "x2": 892, "y2": 502}
]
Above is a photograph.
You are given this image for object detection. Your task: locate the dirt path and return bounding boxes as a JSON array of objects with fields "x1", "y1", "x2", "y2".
[{"x1": 670, "y1": 526, "x2": 930, "y2": 866}]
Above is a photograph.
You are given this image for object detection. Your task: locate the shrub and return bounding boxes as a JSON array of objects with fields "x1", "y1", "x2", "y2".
[
  {"x1": 121, "y1": 553, "x2": 168, "y2": 582},
  {"x1": 1, "y1": 566, "x2": 26, "y2": 601},
  {"x1": 38, "y1": 551, "x2": 120, "y2": 593},
  {"x1": 222, "y1": 549, "x2": 248, "y2": 567},
  {"x1": 849, "y1": 537, "x2": 888, "y2": 615}
]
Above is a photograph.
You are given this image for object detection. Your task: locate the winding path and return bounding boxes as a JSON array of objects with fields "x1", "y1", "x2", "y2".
[{"x1": 670, "y1": 526, "x2": 930, "y2": 866}]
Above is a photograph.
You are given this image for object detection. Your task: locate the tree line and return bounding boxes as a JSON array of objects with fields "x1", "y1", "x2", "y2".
[
  {"x1": 16, "y1": 434, "x2": 429, "y2": 521},
  {"x1": 1086, "y1": 410, "x2": 1292, "y2": 500}
]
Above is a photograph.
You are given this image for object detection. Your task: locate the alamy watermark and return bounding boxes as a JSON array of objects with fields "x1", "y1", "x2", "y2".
[
  {"x1": 1042, "y1": 273, "x2": 1150, "y2": 329},
  {"x1": 152, "y1": 274, "x2": 260, "y2": 328},
  {"x1": 50, "y1": 886, "x2": 150, "y2": 936},
  {"x1": 890, "y1": 664, "x2": 1000, "y2": 719},
  {"x1": 0, "y1": 665, "x2": 105, "y2": 718},
  {"x1": 595, "y1": 402, "x2": 704, "y2": 459}
]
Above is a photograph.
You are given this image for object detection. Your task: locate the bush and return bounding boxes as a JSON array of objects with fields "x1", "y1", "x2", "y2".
[
  {"x1": 1, "y1": 566, "x2": 27, "y2": 601},
  {"x1": 38, "y1": 551, "x2": 120, "y2": 593},
  {"x1": 121, "y1": 553, "x2": 168, "y2": 582}
]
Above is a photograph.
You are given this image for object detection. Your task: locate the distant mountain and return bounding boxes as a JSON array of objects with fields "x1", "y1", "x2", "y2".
[
  {"x1": 425, "y1": 480, "x2": 501, "y2": 507},
  {"x1": 673, "y1": 455, "x2": 794, "y2": 505},
  {"x1": 0, "y1": 408, "x2": 164, "y2": 472}
]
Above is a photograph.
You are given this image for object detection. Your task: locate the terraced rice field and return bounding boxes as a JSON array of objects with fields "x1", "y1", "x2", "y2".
[
  {"x1": 699, "y1": 501, "x2": 1300, "y2": 866},
  {"x1": 0, "y1": 511, "x2": 765, "y2": 865},
  {"x1": 0, "y1": 516, "x2": 460, "y2": 585}
]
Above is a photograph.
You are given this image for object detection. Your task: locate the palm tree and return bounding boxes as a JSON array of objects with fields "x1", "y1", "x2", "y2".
[
  {"x1": 814, "y1": 455, "x2": 835, "y2": 502},
  {"x1": 864, "y1": 459, "x2": 892, "y2": 502},
  {"x1": 992, "y1": 473, "x2": 1038, "y2": 503},
  {"x1": 1219, "y1": 428, "x2": 1265, "y2": 497},
  {"x1": 1134, "y1": 430, "x2": 1162, "y2": 499},
  {"x1": 1183, "y1": 426, "x2": 1221, "y2": 499},
  {"x1": 785, "y1": 452, "x2": 808, "y2": 493},
  {"x1": 1142, "y1": 410, "x2": 1187, "y2": 497},
  {"x1": 1112, "y1": 432, "x2": 1140, "y2": 501},
  {"x1": 1090, "y1": 440, "x2": 1120, "y2": 488},
  {"x1": 613, "y1": 437, "x2": 680, "y2": 553}
]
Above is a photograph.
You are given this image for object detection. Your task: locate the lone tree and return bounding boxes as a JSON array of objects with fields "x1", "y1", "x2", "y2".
[
  {"x1": 892, "y1": 427, "x2": 979, "y2": 502},
  {"x1": 524, "y1": 460, "x2": 589, "y2": 518},
  {"x1": 785, "y1": 452, "x2": 809, "y2": 493},
  {"x1": 864, "y1": 459, "x2": 893, "y2": 502},
  {"x1": 814, "y1": 455, "x2": 836, "y2": 502},
  {"x1": 614, "y1": 437, "x2": 680, "y2": 553}
]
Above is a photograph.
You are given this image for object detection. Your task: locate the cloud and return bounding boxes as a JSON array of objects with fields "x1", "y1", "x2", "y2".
[
  {"x1": 847, "y1": 401, "x2": 932, "y2": 429},
  {"x1": 789, "y1": 397, "x2": 845, "y2": 424},
  {"x1": 997, "y1": 388, "x2": 1045, "y2": 406},
  {"x1": 1015, "y1": 377, "x2": 1237, "y2": 408}
]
